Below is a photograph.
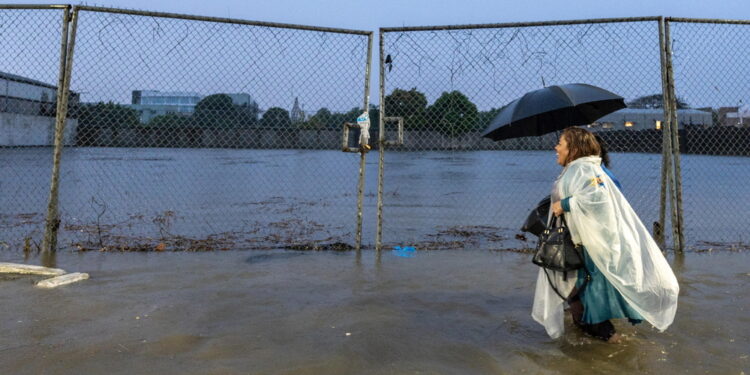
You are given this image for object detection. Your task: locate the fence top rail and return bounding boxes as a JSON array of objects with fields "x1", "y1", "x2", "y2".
[
  {"x1": 666, "y1": 16, "x2": 750, "y2": 25},
  {"x1": 380, "y1": 16, "x2": 662, "y2": 33},
  {"x1": 0, "y1": 4, "x2": 69, "y2": 10},
  {"x1": 72, "y1": 5, "x2": 372, "y2": 36}
]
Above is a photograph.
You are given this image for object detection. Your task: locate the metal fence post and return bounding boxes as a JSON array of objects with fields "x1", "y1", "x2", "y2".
[
  {"x1": 43, "y1": 6, "x2": 372, "y2": 252},
  {"x1": 656, "y1": 17, "x2": 672, "y2": 250},
  {"x1": 42, "y1": 6, "x2": 77, "y2": 253},
  {"x1": 378, "y1": 18, "x2": 665, "y2": 250},
  {"x1": 664, "y1": 19, "x2": 685, "y2": 252},
  {"x1": 375, "y1": 29, "x2": 386, "y2": 253},
  {"x1": 354, "y1": 32, "x2": 374, "y2": 253},
  {"x1": 658, "y1": 17, "x2": 683, "y2": 253}
]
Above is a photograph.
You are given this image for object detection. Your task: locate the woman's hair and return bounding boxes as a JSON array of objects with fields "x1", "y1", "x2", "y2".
[
  {"x1": 561, "y1": 127, "x2": 601, "y2": 166},
  {"x1": 594, "y1": 134, "x2": 611, "y2": 168}
]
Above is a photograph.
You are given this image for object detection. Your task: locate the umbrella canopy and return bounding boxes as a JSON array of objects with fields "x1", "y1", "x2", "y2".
[{"x1": 481, "y1": 83, "x2": 626, "y2": 141}]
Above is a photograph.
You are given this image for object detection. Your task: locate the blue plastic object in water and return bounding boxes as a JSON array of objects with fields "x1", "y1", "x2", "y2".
[{"x1": 392, "y1": 246, "x2": 416, "y2": 258}]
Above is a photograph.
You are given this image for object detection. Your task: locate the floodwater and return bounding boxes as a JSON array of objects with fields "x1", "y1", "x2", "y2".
[
  {"x1": 2, "y1": 148, "x2": 750, "y2": 251},
  {"x1": 0, "y1": 249, "x2": 748, "y2": 374}
]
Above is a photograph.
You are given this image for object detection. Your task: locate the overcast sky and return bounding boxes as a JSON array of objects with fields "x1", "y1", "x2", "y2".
[
  {"x1": 16, "y1": 0, "x2": 750, "y2": 30},
  {"x1": 6, "y1": 0, "x2": 750, "y2": 111}
]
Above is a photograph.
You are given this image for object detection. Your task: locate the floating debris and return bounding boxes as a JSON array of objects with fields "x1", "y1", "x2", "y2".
[
  {"x1": 0, "y1": 262, "x2": 65, "y2": 276},
  {"x1": 36, "y1": 272, "x2": 90, "y2": 289},
  {"x1": 393, "y1": 246, "x2": 416, "y2": 258}
]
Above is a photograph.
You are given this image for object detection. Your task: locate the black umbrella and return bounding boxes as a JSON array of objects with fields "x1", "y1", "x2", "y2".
[{"x1": 481, "y1": 83, "x2": 626, "y2": 141}]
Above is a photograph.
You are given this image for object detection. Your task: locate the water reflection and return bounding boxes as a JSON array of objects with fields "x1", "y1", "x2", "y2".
[{"x1": 41, "y1": 250, "x2": 57, "y2": 269}]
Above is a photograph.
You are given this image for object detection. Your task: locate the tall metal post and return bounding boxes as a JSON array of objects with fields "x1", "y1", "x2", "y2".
[
  {"x1": 42, "y1": 6, "x2": 77, "y2": 253},
  {"x1": 354, "y1": 32, "x2": 374, "y2": 253},
  {"x1": 656, "y1": 17, "x2": 672, "y2": 250},
  {"x1": 664, "y1": 19, "x2": 685, "y2": 252},
  {"x1": 658, "y1": 17, "x2": 682, "y2": 253},
  {"x1": 375, "y1": 29, "x2": 386, "y2": 253}
]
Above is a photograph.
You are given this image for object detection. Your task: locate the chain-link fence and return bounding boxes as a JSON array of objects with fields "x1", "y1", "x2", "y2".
[
  {"x1": 377, "y1": 19, "x2": 673, "y2": 250},
  {"x1": 2, "y1": 5, "x2": 373, "y2": 252},
  {"x1": 0, "y1": 5, "x2": 71, "y2": 253},
  {"x1": 3, "y1": 7, "x2": 749, "y2": 254},
  {"x1": 668, "y1": 18, "x2": 750, "y2": 248}
]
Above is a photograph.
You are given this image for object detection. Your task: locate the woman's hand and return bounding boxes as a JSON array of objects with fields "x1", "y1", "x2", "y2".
[{"x1": 551, "y1": 201, "x2": 564, "y2": 216}]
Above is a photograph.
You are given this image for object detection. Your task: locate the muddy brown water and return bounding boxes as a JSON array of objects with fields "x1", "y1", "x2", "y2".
[{"x1": 0, "y1": 250, "x2": 748, "y2": 374}]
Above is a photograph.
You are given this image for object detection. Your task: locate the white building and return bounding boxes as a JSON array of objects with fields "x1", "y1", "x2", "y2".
[
  {"x1": 290, "y1": 97, "x2": 305, "y2": 124},
  {"x1": 1, "y1": 71, "x2": 78, "y2": 146},
  {"x1": 130, "y1": 90, "x2": 202, "y2": 123},
  {"x1": 719, "y1": 104, "x2": 750, "y2": 127},
  {"x1": 586, "y1": 108, "x2": 712, "y2": 132},
  {"x1": 130, "y1": 90, "x2": 256, "y2": 124},
  {"x1": 1, "y1": 70, "x2": 79, "y2": 116}
]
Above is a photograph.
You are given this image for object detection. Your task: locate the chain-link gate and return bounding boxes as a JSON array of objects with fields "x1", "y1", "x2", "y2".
[
  {"x1": 377, "y1": 18, "x2": 675, "y2": 251},
  {"x1": 667, "y1": 18, "x2": 750, "y2": 249},
  {"x1": 4, "y1": 7, "x2": 750, "y2": 255},
  {"x1": 0, "y1": 5, "x2": 72, "y2": 253},
  {"x1": 5, "y1": 5, "x2": 373, "y2": 253}
]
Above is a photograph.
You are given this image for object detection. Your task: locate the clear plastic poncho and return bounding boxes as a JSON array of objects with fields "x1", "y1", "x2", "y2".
[{"x1": 532, "y1": 156, "x2": 679, "y2": 338}]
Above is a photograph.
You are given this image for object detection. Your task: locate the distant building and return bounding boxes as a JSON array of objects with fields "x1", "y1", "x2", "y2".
[
  {"x1": 227, "y1": 93, "x2": 253, "y2": 106},
  {"x1": 131, "y1": 90, "x2": 257, "y2": 124},
  {"x1": 585, "y1": 108, "x2": 712, "y2": 132},
  {"x1": 130, "y1": 90, "x2": 202, "y2": 124},
  {"x1": 1, "y1": 71, "x2": 79, "y2": 146},
  {"x1": 290, "y1": 97, "x2": 305, "y2": 124},
  {"x1": 1, "y1": 70, "x2": 79, "y2": 116},
  {"x1": 717, "y1": 105, "x2": 750, "y2": 127}
]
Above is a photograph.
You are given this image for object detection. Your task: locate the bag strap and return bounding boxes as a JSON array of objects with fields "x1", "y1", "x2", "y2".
[
  {"x1": 546, "y1": 210, "x2": 555, "y2": 228},
  {"x1": 541, "y1": 247, "x2": 591, "y2": 302},
  {"x1": 549, "y1": 211, "x2": 566, "y2": 229},
  {"x1": 559, "y1": 213, "x2": 571, "y2": 229}
]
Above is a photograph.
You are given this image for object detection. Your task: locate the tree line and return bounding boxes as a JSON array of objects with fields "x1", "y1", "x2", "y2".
[{"x1": 74, "y1": 90, "x2": 694, "y2": 138}]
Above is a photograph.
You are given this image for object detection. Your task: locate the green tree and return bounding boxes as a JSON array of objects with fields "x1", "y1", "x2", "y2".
[
  {"x1": 476, "y1": 107, "x2": 504, "y2": 132},
  {"x1": 261, "y1": 107, "x2": 291, "y2": 128},
  {"x1": 326, "y1": 107, "x2": 362, "y2": 130},
  {"x1": 78, "y1": 101, "x2": 140, "y2": 128},
  {"x1": 368, "y1": 103, "x2": 380, "y2": 132},
  {"x1": 235, "y1": 101, "x2": 260, "y2": 127},
  {"x1": 627, "y1": 94, "x2": 690, "y2": 109},
  {"x1": 344, "y1": 107, "x2": 363, "y2": 123},
  {"x1": 427, "y1": 91, "x2": 479, "y2": 137},
  {"x1": 194, "y1": 94, "x2": 237, "y2": 127},
  {"x1": 148, "y1": 113, "x2": 189, "y2": 128},
  {"x1": 384, "y1": 88, "x2": 428, "y2": 130},
  {"x1": 305, "y1": 108, "x2": 333, "y2": 129}
]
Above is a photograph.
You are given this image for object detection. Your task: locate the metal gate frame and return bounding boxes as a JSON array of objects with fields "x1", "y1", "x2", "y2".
[
  {"x1": 35, "y1": 5, "x2": 373, "y2": 253},
  {"x1": 7, "y1": 5, "x2": 750, "y2": 254},
  {"x1": 376, "y1": 16, "x2": 685, "y2": 252}
]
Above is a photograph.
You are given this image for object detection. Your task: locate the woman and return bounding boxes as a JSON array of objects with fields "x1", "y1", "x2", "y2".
[{"x1": 531, "y1": 127, "x2": 679, "y2": 342}]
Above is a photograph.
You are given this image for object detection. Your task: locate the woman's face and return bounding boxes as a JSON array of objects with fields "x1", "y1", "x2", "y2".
[{"x1": 555, "y1": 134, "x2": 569, "y2": 166}]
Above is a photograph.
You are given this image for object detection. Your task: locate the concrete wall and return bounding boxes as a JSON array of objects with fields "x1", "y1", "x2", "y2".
[{"x1": 0, "y1": 112, "x2": 77, "y2": 146}]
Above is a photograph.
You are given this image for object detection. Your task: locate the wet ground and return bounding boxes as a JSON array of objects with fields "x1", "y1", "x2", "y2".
[{"x1": 0, "y1": 249, "x2": 748, "y2": 374}]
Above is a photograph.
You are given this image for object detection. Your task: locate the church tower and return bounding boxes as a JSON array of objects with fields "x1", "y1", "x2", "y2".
[{"x1": 291, "y1": 97, "x2": 305, "y2": 124}]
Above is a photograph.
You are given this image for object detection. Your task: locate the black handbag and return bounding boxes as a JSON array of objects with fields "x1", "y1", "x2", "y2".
[
  {"x1": 533, "y1": 214, "x2": 589, "y2": 300},
  {"x1": 533, "y1": 214, "x2": 585, "y2": 274}
]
